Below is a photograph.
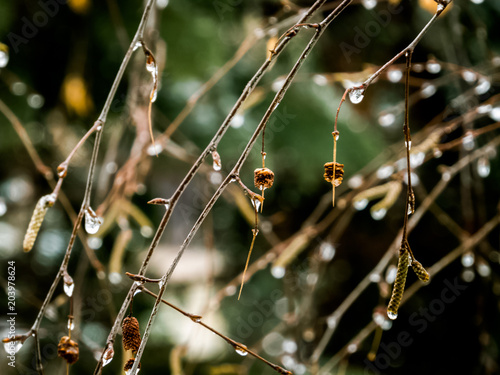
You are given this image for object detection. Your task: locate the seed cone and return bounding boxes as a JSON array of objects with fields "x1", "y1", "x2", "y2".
[
  {"x1": 411, "y1": 260, "x2": 430, "y2": 282},
  {"x1": 254, "y1": 167, "x2": 274, "y2": 190},
  {"x1": 124, "y1": 358, "x2": 141, "y2": 372},
  {"x1": 387, "y1": 247, "x2": 409, "y2": 320},
  {"x1": 324, "y1": 162, "x2": 344, "y2": 186},
  {"x1": 122, "y1": 316, "x2": 141, "y2": 352},
  {"x1": 23, "y1": 194, "x2": 55, "y2": 252},
  {"x1": 57, "y1": 336, "x2": 79, "y2": 364}
]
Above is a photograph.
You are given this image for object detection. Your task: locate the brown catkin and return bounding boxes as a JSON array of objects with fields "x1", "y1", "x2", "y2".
[
  {"x1": 323, "y1": 162, "x2": 344, "y2": 186},
  {"x1": 254, "y1": 168, "x2": 274, "y2": 190},
  {"x1": 387, "y1": 247, "x2": 409, "y2": 320},
  {"x1": 122, "y1": 316, "x2": 141, "y2": 353},
  {"x1": 23, "y1": 194, "x2": 55, "y2": 252},
  {"x1": 57, "y1": 336, "x2": 79, "y2": 364},
  {"x1": 124, "y1": 358, "x2": 141, "y2": 372},
  {"x1": 412, "y1": 260, "x2": 430, "y2": 282}
]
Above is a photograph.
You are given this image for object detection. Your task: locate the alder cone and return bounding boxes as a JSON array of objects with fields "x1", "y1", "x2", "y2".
[
  {"x1": 124, "y1": 358, "x2": 141, "y2": 371},
  {"x1": 254, "y1": 167, "x2": 275, "y2": 190},
  {"x1": 122, "y1": 316, "x2": 141, "y2": 352},
  {"x1": 57, "y1": 336, "x2": 79, "y2": 364}
]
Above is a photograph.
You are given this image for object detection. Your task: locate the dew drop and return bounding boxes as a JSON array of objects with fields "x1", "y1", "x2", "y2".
[
  {"x1": 387, "y1": 311, "x2": 398, "y2": 320},
  {"x1": 347, "y1": 343, "x2": 358, "y2": 353},
  {"x1": 413, "y1": 63, "x2": 424, "y2": 73},
  {"x1": 378, "y1": 113, "x2": 395, "y2": 127},
  {"x1": 376, "y1": 165, "x2": 394, "y2": 179},
  {"x1": 426, "y1": 62, "x2": 441, "y2": 74},
  {"x1": 349, "y1": 88, "x2": 365, "y2": 104},
  {"x1": 319, "y1": 243, "x2": 335, "y2": 262},
  {"x1": 313, "y1": 74, "x2": 328, "y2": 86},
  {"x1": 64, "y1": 283, "x2": 74, "y2": 297},
  {"x1": 27, "y1": 94, "x2": 44, "y2": 109},
  {"x1": 410, "y1": 152, "x2": 425, "y2": 168},
  {"x1": 387, "y1": 69, "x2": 403, "y2": 83},
  {"x1": 103, "y1": 347, "x2": 114, "y2": 367},
  {"x1": 230, "y1": 114, "x2": 245, "y2": 128},
  {"x1": 11, "y1": 82, "x2": 27, "y2": 96},
  {"x1": 477, "y1": 157, "x2": 490, "y2": 178},
  {"x1": 474, "y1": 78, "x2": 491, "y2": 95},
  {"x1": 462, "y1": 132, "x2": 475, "y2": 151},
  {"x1": 67, "y1": 319, "x2": 75, "y2": 331},
  {"x1": 4, "y1": 341, "x2": 23, "y2": 354},
  {"x1": 108, "y1": 272, "x2": 122, "y2": 284},
  {"x1": 235, "y1": 345, "x2": 248, "y2": 356},
  {"x1": 488, "y1": 107, "x2": 500, "y2": 121},
  {"x1": 271, "y1": 266, "x2": 285, "y2": 279},
  {"x1": 147, "y1": 143, "x2": 163, "y2": 156},
  {"x1": 461, "y1": 69, "x2": 477, "y2": 83},
  {"x1": 0, "y1": 47, "x2": 9, "y2": 68},
  {"x1": 405, "y1": 140, "x2": 412, "y2": 150},
  {"x1": 84, "y1": 209, "x2": 103, "y2": 234},
  {"x1": 369, "y1": 273, "x2": 381, "y2": 283},
  {"x1": 252, "y1": 197, "x2": 262, "y2": 212},
  {"x1": 461, "y1": 269, "x2": 475, "y2": 282},
  {"x1": 470, "y1": 0, "x2": 484, "y2": 4},
  {"x1": 442, "y1": 171, "x2": 451, "y2": 182},
  {"x1": 373, "y1": 312, "x2": 385, "y2": 326},
  {"x1": 433, "y1": 148, "x2": 442, "y2": 158},
  {"x1": 477, "y1": 104, "x2": 492, "y2": 114},
  {"x1": 371, "y1": 208, "x2": 387, "y2": 220},
  {"x1": 140, "y1": 226, "x2": 154, "y2": 238},
  {"x1": 361, "y1": 0, "x2": 377, "y2": 9},
  {"x1": 156, "y1": 0, "x2": 169, "y2": 9},
  {"x1": 421, "y1": 84, "x2": 436, "y2": 98},
  {"x1": 133, "y1": 288, "x2": 142, "y2": 297},
  {"x1": 477, "y1": 262, "x2": 491, "y2": 277},
  {"x1": 272, "y1": 77, "x2": 286, "y2": 92},
  {"x1": 347, "y1": 174, "x2": 363, "y2": 189},
  {"x1": 327, "y1": 316, "x2": 337, "y2": 328},
  {"x1": 461, "y1": 252, "x2": 475, "y2": 267},
  {"x1": 133, "y1": 41, "x2": 143, "y2": 51},
  {"x1": 382, "y1": 319, "x2": 393, "y2": 330},
  {"x1": 212, "y1": 150, "x2": 222, "y2": 171},
  {"x1": 225, "y1": 285, "x2": 236, "y2": 296},
  {"x1": 209, "y1": 171, "x2": 223, "y2": 185},
  {"x1": 353, "y1": 198, "x2": 369, "y2": 211},
  {"x1": 385, "y1": 265, "x2": 397, "y2": 284}
]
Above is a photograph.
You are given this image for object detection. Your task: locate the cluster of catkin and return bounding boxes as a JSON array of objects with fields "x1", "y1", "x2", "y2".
[{"x1": 122, "y1": 315, "x2": 142, "y2": 373}]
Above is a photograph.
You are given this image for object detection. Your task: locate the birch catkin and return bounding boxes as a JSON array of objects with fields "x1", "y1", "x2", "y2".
[
  {"x1": 23, "y1": 194, "x2": 55, "y2": 252},
  {"x1": 411, "y1": 259, "x2": 430, "y2": 282},
  {"x1": 387, "y1": 247, "x2": 409, "y2": 320}
]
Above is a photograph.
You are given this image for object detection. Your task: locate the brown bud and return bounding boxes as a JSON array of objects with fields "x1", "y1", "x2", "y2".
[
  {"x1": 122, "y1": 316, "x2": 141, "y2": 353},
  {"x1": 324, "y1": 162, "x2": 344, "y2": 186},
  {"x1": 57, "y1": 336, "x2": 79, "y2": 364},
  {"x1": 124, "y1": 358, "x2": 141, "y2": 372},
  {"x1": 254, "y1": 168, "x2": 274, "y2": 190}
]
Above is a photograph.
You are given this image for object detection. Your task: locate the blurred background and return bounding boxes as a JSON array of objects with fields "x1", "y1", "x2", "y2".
[{"x1": 1, "y1": 0, "x2": 500, "y2": 374}]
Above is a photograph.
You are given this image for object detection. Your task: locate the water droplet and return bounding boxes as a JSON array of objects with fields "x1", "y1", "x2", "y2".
[
  {"x1": 462, "y1": 132, "x2": 475, "y2": 151},
  {"x1": 376, "y1": 165, "x2": 394, "y2": 179},
  {"x1": 477, "y1": 104, "x2": 492, "y2": 114},
  {"x1": 133, "y1": 41, "x2": 142, "y2": 51},
  {"x1": 353, "y1": 198, "x2": 369, "y2": 211},
  {"x1": 369, "y1": 273, "x2": 381, "y2": 283},
  {"x1": 307, "y1": 273, "x2": 318, "y2": 285},
  {"x1": 405, "y1": 140, "x2": 412, "y2": 150},
  {"x1": 387, "y1": 311, "x2": 398, "y2": 320},
  {"x1": 385, "y1": 265, "x2": 397, "y2": 284},
  {"x1": 407, "y1": 204, "x2": 413, "y2": 215},
  {"x1": 373, "y1": 311, "x2": 385, "y2": 326},
  {"x1": 209, "y1": 171, "x2": 222, "y2": 185},
  {"x1": 271, "y1": 266, "x2": 285, "y2": 279},
  {"x1": 433, "y1": 148, "x2": 442, "y2": 158},
  {"x1": 442, "y1": 171, "x2": 451, "y2": 181},
  {"x1": 11, "y1": 82, "x2": 27, "y2": 96},
  {"x1": 282, "y1": 339, "x2": 297, "y2": 354},
  {"x1": 67, "y1": 319, "x2": 75, "y2": 330},
  {"x1": 27, "y1": 94, "x2": 44, "y2": 109},
  {"x1": 4, "y1": 341, "x2": 23, "y2": 354},
  {"x1": 413, "y1": 63, "x2": 424, "y2": 73},
  {"x1": 347, "y1": 343, "x2": 358, "y2": 353},
  {"x1": 272, "y1": 77, "x2": 286, "y2": 92},
  {"x1": 371, "y1": 208, "x2": 387, "y2": 220},
  {"x1": 103, "y1": 347, "x2": 114, "y2": 366},
  {"x1": 461, "y1": 268, "x2": 475, "y2": 282},
  {"x1": 426, "y1": 62, "x2": 441, "y2": 74},
  {"x1": 108, "y1": 272, "x2": 122, "y2": 284},
  {"x1": 403, "y1": 172, "x2": 419, "y2": 186},
  {"x1": 156, "y1": 0, "x2": 169, "y2": 9},
  {"x1": 475, "y1": 78, "x2": 491, "y2": 95},
  {"x1": 461, "y1": 69, "x2": 477, "y2": 83},
  {"x1": 349, "y1": 88, "x2": 365, "y2": 104},
  {"x1": 147, "y1": 143, "x2": 163, "y2": 156},
  {"x1": 421, "y1": 84, "x2": 436, "y2": 98},
  {"x1": 252, "y1": 197, "x2": 262, "y2": 212},
  {"x1": 387, "y1": 69, "x2": 403, "y2": 83},
  {"x1": 327, "y1": 316, "x2": 337, "y2": 328},
  {"x1": 361, "y1": 0, "x2": 377, "y2": 9},
  {"x1": 0, "y1": 197, "x2": 6, "y2": 216},
  {"x1": 254, "y1": 28, "x2": 265, "y2": 39},
  {"x1": 477, "y1": 157, "x2": 490, "y2": 178},
  {"x1": 85, "y1": 209, "x2": 103, "y2": 234},
  {"x1": 378, "y1": 113, "x2": 395, "y2": 127},
  {"x1": 0, "y1": 48, "x2": 8, "y2": 68},
  {"x1": 235, "y1": 345, "x2": 248, "y2": 356},
  {"x1": 133, "y1": 288, "x2": 142, "y2": 297},
  {"x1": 313, "y1": 74, "x2": 328, "y2": 86},
  {"x1": 64, "y1": 283, "x2": 74, "y2": 297},
  {"x1": 410, "y1": 152, "x2": 425, "y2": 168},
  {"x1": 319, "y1": 243, "x2": 335, "y2": 261},
  {"x1": 461, "y1": 252, "x2": 475, "y2": 267},
  {"x1": 381, "y1": 319, "x2": 393, "y2": 330},
  {"x1": 230, "y1": 114, "x2": 245, "y2": 128},
  {"x1": 347, "y1": 174, "x2": 363, "y2": 189},
  {"x1": 225, "y1": 285, "x2": 236, "y2": 296},
  {"x1": 212, "y1": 150, "x2": 222, "y2": 171},
  {"x1": 470, "y1": 0, "x2": 484, "y2": 4},
  {"x1": 488, "y1": 106, "x2": 500, "y2": 121},
  {"x1": 140, "y1": 226, "x2": 154, "y2": 238},
  {"x1": 477, "y1": 262, "x2": 490, "y2": 277}
]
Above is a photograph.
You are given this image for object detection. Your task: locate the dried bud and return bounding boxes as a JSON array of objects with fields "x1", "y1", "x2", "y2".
[
  {"x1": 23, "y1": 194, "x2": 55, "y2": 252},
  {"x1": 254, "y1": 168, "x2": 275, "y2": 190},
  {"x1": 57, "y1": 336, "x2": 79, "y2": 364},
  {"x1": 122, "y1": 316, "x2": 141, "y2": 353},
  {"x1": 124, "y1": 358, "x2": 141, "y2": 372},
  {"x1": 411, "y1": 260, "x2": 430, "y2": 282},
  {"x1": 324, "y1": 162, "x2": 344, "y2": 186}
]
